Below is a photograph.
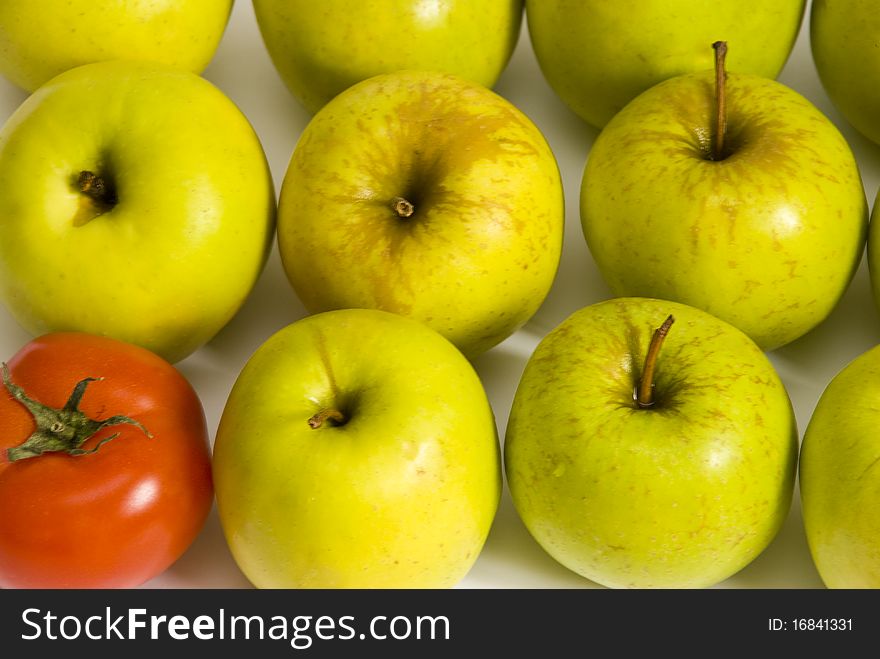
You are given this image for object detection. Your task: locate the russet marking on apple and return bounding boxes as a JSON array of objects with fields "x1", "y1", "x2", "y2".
[
  {"x1": 278, "y1": 70, "x2": 564, "y2": 357},
  {"x1": 581, "y1": 43, "x2": 868, "y2": 349}
]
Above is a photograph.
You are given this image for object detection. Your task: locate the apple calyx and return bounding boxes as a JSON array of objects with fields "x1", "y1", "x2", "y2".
[
  {"x1": 392, "y1": 196, "x2": 415, "y2": 219},
  {"x1": 1, "y1": 363, "x2": 151, "y2": 463},
  {"x1": 308, "y1": 407, "x2": 347, "y2": 429},
  {"x1": 72, "y1": 170, "x2": 117, "y2": 227},
  {"x1": 710, "y1": 40, "x2": 728, "y2": 162},
  {"x1": 634, "y1": 315, "x2": 675, "y2": 409}
]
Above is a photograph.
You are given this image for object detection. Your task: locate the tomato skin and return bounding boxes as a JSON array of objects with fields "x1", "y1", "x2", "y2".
[{"x1": 0, "y1": 332, "x2": 213, "y2": 588}]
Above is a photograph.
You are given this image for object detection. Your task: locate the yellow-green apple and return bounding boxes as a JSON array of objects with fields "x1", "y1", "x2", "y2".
[
  {"x1": 212, "y1": 308, "x2": 501, "y2": 588},
  {"x1": 811, "y1": 0, "x2": 880, "y2": 146},
  {"x1": 800, "y1": 344, "x2": 880, "y2": 588},
  {"x1": 869, "y1": 195, "x2": 880, "y2": 313},
  {"x1": 0, "y1": 0, "x2": 233, "y2": 92},
  {"x1": 276, "y1": 70, "x2": 564, "y2": 358},
  {"x1": 580, "y1": 45, "x2": 867, "y2": 351},
  {"x1": 505, "y1": 297, "x2": 798, "y2": 588},
  {"x1": 0, "y1": 61, "x2": 275, "y2": 363},
  {"x1": 252, "y1": 0, "x2": 524, "y2": 113},
  {"x1": 526, "y1": 0, "x2": 805, "y2": 128}
]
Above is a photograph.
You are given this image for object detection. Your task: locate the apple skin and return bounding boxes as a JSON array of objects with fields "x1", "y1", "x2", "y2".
[
  {"x1": 253, "y1": 0, "x2": 523, "y2": 114},
  {"x1": 212, "y1": 308, "x2": 501, "y2": 588},
  {"x1": 0, "y1": 0, "x2": 233, "y2": 92},
  {"x1": 0, "y1": 61, "x2": 275, "y2": 363},
  {"x1": 505, "y1": 297, "x2": 798, "y2": 588},
  {"x1": 276, "y1": 70, "x2": 564, "y2": 358},
  {"x1": 526, "y1": 0, "x2": 805, "y2": 128},
  {"x1": 811, "y1": 0, "x2": 880, "y2": 146},
  {"x1": 581, "y1": 71, "x2": 868, "y2": 351},
  {"x1": 800, "y1": 344, "x2": 880, "y2": 588},
  {"x1": 868, "y1": 194, "x2": 880, "y2": 315}
]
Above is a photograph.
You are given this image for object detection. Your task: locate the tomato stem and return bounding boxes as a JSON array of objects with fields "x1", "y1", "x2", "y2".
[{"x1": 2, "y1": 363, "x2": 151, "y2": 462}]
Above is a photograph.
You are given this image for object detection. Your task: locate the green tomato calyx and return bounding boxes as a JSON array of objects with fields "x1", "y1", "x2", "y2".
[
  {"x1": 711, "y1": 41, "x2": 728, "y2": 162},
  {"x1": 2, "y1": 363, "x2": 151, "y2": 462},
  {"x1": 308, "y1": 407, "x2": 347, "y2": 429},
  {"x1": 635, "y1": 315, "x2": 675, "y2": 409},
  {"x1": 72, "y1": 170, "x2": 117, "y2": 227}
]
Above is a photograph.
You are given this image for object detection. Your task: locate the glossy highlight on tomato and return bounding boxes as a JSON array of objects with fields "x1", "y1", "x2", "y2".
[{"x1": 0, "y1": 332, "x2": 213, "y2": 588}]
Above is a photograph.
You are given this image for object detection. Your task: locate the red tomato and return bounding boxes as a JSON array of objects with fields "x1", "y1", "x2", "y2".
[{"x1": 0, "y1": 332, "x2": 213, "y2": 588}]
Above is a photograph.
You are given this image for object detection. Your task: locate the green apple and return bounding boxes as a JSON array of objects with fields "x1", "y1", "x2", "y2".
[
  {"x1": 505, "y1": 297, "x2": 798, "y2": 588},
  {"x1": 213, "y1": 308, "x2": 501, "y2": 588},
  {"x1": 526, "y1": 0, "x2": 806, "y2": 128},
  {"x1": 581, "y1": 47, "x2": 868, "y2": 351},
  {"x1": 800, "y1": 344, "x2": 880, "y2": 588},
  {"x1": 0, "y1": 61, "x2": 275, "y2": 363},
  {"x1": 0, "y1": 0, "x2": 233, "y2": 92},
  {"x1": 276, "y1": 70, "x2": 564, "y2": 358},
  {"x1": 811, "y1": 0, "x2": 880, "y2": 146},
  {"x1": 252, "y1": 0, "x2": 524, "y2": 113}
]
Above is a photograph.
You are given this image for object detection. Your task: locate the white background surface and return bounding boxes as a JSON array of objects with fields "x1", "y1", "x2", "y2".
[{"x1": 0, "y1": 0, "x2": 877, "y2": 589}]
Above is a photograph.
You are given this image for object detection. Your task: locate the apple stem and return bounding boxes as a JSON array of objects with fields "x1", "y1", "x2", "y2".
[
  {"x1": 73, "y1": 170, "x2": 116, "y2": 227},
  {"x1": 712, "y1": 41, "x2": 728, "y2": 162},
  {"x1": 636, "y1": 315, "x2": 675, "y2": 409},
  {"x1": 78, "y1": 170, "x2": 115, "y2": 206},
  {"x1": 308, "y1": 407, "x2": 347, "y2": 429},
  {"x1": 392, "y1": 196, "x2": 415, "y2": 218}
]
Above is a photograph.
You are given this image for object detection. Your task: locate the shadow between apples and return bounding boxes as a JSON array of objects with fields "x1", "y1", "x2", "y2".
[
  {"x1": 744, "y1": 258, "x2": 880, "y2": 590},
  {"x1": 771, "y1": 258, "x2": 880, "y2": 430},
  {"x1": 471, "y1": 339, "x2": 534, "y2": 437},
  {"x1": 199, "y1": 247, "x2": 306, "y2": 365},
  {"x1": 202, "y1": 0, "x2": 312, "y2": 191},
  {"x1": 467, "y1": 341, "x2": 601, "y2": 589},
  {"x1": 494, "y1": 2, "x2": 604, "y2": 343},
  {"x1": 177, "y1": 247, "x2": 307, "y2": 447},
  {"x1": 467, "y1": 493, "x2": 599, "y2": 589},
  {"x1": 494, "y1": 22, "x2": 607, "y2": 339},
  {"x1": 721, "y1": 483, "x2": 822, "y2": 589},
  {"x1": 141, "y1": 504, "x2": 252, "y2": 589},
  {"x1": 0, "y1": 76, "x2": 26, "y2": 119},
  {"x1": 514, "y1": 116, "x2": 609, "y2": 340}
]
